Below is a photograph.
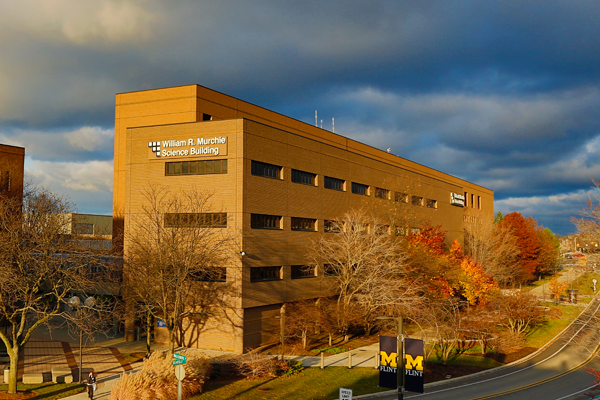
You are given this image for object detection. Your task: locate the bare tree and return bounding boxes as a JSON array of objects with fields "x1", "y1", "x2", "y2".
[
  {"x1": 572, "y1": 179, "x2": 600, "y2": 241},
  {"x1": 491, "y1": 291, "x2": 543, "y2": 336},
  {"x1": 0, "y1": 188, "x2": 113, "y2": 394},
  {"x1": 285, "y1": 300, "x2": 319, "y2": 350},
  {"x1": 464, "y1": 209, "x2": 521, "y2": 287},
  {"x1": 124, "y1": 185, "x2": 236, "y2": 354},
  {"x1": 310, "y1": 209, "x2": 420, "y2": 341}
]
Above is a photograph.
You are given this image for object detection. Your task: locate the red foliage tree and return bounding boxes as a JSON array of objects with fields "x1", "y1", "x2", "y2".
[{"x1": 499, "y1": 212, "x2": 540, "y2": 282}]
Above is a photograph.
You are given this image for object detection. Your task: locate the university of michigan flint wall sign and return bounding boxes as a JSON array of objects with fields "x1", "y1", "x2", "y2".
[{"x1": 148, "y1": 136, "x2": 228, "y2": 159}]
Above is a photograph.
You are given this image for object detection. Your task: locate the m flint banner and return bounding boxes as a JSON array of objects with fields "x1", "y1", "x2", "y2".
[
  {"x1": 379, "y1": 335, "x2": 397, "y2": 389},
  {"x1": 404, "y1": 338, "x2": 424, "y2": 393}
]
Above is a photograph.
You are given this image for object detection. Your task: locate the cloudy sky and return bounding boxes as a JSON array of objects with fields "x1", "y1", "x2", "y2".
[{"x1": 1, "y1": 0, "x2": 599, "y2": 235}]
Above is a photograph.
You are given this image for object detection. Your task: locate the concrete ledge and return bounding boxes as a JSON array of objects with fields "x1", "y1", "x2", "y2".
[
  {"x1": 22, "y1": 373, "x2": 44, "y2": 384},
  {"x1": 52, "y1": 367, "x2": 73, "y2": 383}
]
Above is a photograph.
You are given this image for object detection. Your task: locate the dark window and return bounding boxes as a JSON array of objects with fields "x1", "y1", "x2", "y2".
[
  {"x1": 394, "y1": 226, "x2": 407, "y2": 236},
  {"x1": 250, "y1": 266, "x2": 282, "y2": 282},
  {"x1": 251, "y1": 160, "x2": 282, "y2": 179},
  {"x1": 191, "y1": 267, "x2": 226, "y2": 282},
  {"x1": 352, "y1": 182, "x2": 369, "y2": 196},
  {"x1": 426, "y1": 199, "x2": 437, "y2": 209},
  {"x1": 375, "y1": 187, "x2": 389, "y2": 199},
  {"x1": 324, "y1": 176, "x2": 345, "y2": 191},
  {"x1": 349, "y1": 222, "x2": 368, "y2": 234},
  {"x1": 73, "y1": 223, "x2": 94, "y2": 235},
  {"x1": 164, "y1": 213, "x2": 227, "y2": 228},
  {"x1": 323, "y1": 264, "x2": 338, "y2": 277},
  {"x1": 165, "y1": 159, "x2": 227, "y2": 176},
  {"x1": 375, "y1": 225, "x2": 390, "y2": 235},
  {"x1": 395, "y1": 192, "x2": 409, "y2": 203},
  {"x1": 291, "y1": 169, "x2": 316, "y2": 186},
  {"x1": 324, "y1": 220, "x2": 343, "y2": 233},
  {"x1": 291, "y1": 217, "x2": 316, "y2": 231},
  {"x1": 202, "y1": 113, "x2": 212, "y2": 121},
  {"x1": 0, "y1": 171, "x2": 10, "y2": 192},
  {"x1": 412, "y1": 196, "x2": 423, "y2": 206},
  {"x1": 291, "y1": 265, "x2": 317, "y2": 279},
  {"x1": 251, "y1": 214, "x2": 282, "y2": 229}
]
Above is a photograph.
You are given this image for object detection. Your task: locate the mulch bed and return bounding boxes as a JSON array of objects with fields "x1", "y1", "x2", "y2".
[{"x1": 0, "y1": 390, "x2": 36, "y2": 399}]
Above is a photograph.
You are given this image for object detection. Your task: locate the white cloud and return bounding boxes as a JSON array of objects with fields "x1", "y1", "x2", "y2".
[
  {"x1": 0, "y1": 126, "x2": 113, "y2": 161},
  {"x1": 1, "y1": 0, "x2": 156, "y2": 44}
]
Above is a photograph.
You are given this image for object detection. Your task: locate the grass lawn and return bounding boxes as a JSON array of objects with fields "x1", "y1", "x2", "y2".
[
  {"x1": 0, "y1": 383, "x2": 85, "y2": 399},
  {"x1": 192, "y1": 368, "x2": 387, "y2": 400}
]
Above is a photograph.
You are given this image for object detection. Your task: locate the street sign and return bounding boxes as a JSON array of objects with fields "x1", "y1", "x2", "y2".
[
  {"x1": 339, "y1": 388, "x2": 353, "y2": 400},
  {"x1": 174, "y1": 364, "x2": 186, "y2": 381},
  {"x1": 173, "y1": 353, "x2": 187, "y2": 363},
  {"x1": 173, "y1": 359, "x2": 185, "y2": 365}
]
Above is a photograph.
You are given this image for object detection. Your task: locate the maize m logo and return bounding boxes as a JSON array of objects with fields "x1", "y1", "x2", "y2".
[
  {"x1": 405, "y1": 354, "x2": 424, "y2": 377},
  {"x1": 379, "y1": 351, "x2": 397, "y2": 373}
]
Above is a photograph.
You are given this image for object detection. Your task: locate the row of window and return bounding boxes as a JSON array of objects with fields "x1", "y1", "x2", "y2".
[
  {"x1": 186, "y1": 265, "x2": 335, "y2": 283},
  {"x1": 165, "y1": 159, "x2": 228, "y2": 176},
  {"x1": 251, "y1": 213, "x2": 421, "y2": 236},
  {"x1": 164, "y1": 213, "x2": 227, "y2": 228},
  {"x1": 464, "y1": 191, "x2": 482, "y2": 209},
  {"x1": 250, "y1": 264, "x2": 337, "y2": 282},
  {"x1": 251, "y1": 160, "x2": 438, "y2": 208}
]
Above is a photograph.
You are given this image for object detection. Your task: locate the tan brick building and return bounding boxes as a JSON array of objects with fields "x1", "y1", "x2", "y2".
[
  {"x1": 114, "y1": 85, "x2": 493, "y2": 353},
  {"x1": 0, "y1": 144, "x2": 25, "y2": 205}
]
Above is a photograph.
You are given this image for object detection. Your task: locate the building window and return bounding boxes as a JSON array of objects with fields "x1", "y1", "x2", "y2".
[
  {"x1": 291, "y1": 217, "x2": 317, "y2": 231},
  {"x1": 411, "y1": 227, "x2": 421, "y2": 235},
  {"x1": 323, "y1": 264, "x2": 338, "y2": 277},
  {"x1": 395, "y1": 192, "x2": 409, "y2": 203},
  {"x1": 471, "y1": 194, "x2": 475, "y2": 208},
  {"x1": 202, "y1": 113, "x2": 212, "y2": 121},
  {"x1": 412, "y1": 196, "x2": 423, "y2": 206},
  {"x1": 375, "y1": 187, "x2": 390, "y2": 200},
  {"x1": 324, "y1": 220, "x2": 343, "y2": 233},
  {"x1": 324, "y1": 176, "x2": 345, "y2": 191},
  {"x1": 164, "y1": 213, "x2": 227, "y2": 228},
  {"x1": 292, "y1": 169, "x2": 316, "y2": 186},
  {"x1": 464, "y1": 192, "x2": 468, "y2": 207},
  {"x1": 291, "y1": 265, "x2": 317, "y2": 279},
  {"x1": 0, "y1": 171, "x2": 10, "y2": 193},
  {"x1": 352, "y1": 182, "x2": 369, "y2": 196},
  {"x1": 191, "y1": 267, "x2": 226, "y2": 282},
  {"x1": 251, "y1": 160, "x2": 282, "y2": 179},
  {"x1": 73, "y1": 223, "x2": 94, "y2": 235},
  {"x1": 166, "y1": 159, "x2": 228, "y2": 176},
  {"x1": 250, "y1": 266, "x2": 282, "y2": 282},
  {"x1": 251, "y1": 213, "x2": 282, "y2": 229},
  {"x1": 426, "y1": 199, "x2": 437, "y2": 209},
  {"x1": 395, "y1": 226, "x2": 407, "y2": 236},
  {"x1": 349, "y1": 222, "x2": 368, "y2": 234},
  {"x1": 375, "y1": 225, "x2": 390, "y2": 235}
]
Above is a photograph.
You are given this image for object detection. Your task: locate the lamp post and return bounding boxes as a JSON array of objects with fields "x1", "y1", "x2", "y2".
[
  {"x1": 377, "y1": 316, "x2": 404, "y2": 400},
  {"x1": 68, "y1": 296, "x2": 96, "y2": 383}
]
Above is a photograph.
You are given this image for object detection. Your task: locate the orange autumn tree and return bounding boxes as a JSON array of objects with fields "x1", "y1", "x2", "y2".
[
  {"x1": 499, "y1": 212, "x2": 540, "y2": 282},
  {"x1": 407, "y1": 228, "x2": 497, "y2": 304},
  {"x1": 406, "y1": 224, "x2": 455, "y2": 298}
]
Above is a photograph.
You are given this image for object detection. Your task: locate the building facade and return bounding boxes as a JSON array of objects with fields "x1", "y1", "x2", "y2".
[
  {"x1": 0, "y1": 144, "x2": 25, "y2": 205},
  {"x1": 114, "y1": 85, "x2": 494, "y2": 353}
]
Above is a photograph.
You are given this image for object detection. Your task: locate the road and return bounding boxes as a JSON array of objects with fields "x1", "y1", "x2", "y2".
[{"x1": 368, "y1": 298, "x2": 600, "y2": 400}]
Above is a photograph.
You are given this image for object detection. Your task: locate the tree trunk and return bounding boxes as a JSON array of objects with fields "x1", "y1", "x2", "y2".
[
  {"x1": 146, "y1": 311, "x2": 152, "y2": 354},
  {"x1": 328, "y1": 333, "x2": 333, "y2": 347},
  {"x1": 168, "y1": 327, "x2": 175, "y2": 354},
  {"x1": 7, "y1": 346, "x2": 19, "y2": 394}
]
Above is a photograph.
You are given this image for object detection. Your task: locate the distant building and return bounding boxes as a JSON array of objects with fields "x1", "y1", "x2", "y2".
[
  {"x1": 61, "y1": 213, "x2": 113, "y2": 252},
  {"x1": 113, "y1": 84, "x2": 494, "y2": 352},
  {"x1": 0, "y1": 144, "x2": 25, "y2": 205}
]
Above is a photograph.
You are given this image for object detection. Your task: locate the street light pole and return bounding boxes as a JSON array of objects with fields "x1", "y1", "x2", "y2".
[
  {"x1": 377, "y1": 316, "x2": 404, "y2": 400},
  {"x1": 397, "y1": 317, "x2": 404, "y2": 400},
  {"x1": 68, "y1": 296, "x2": 96, "y2": 383}
]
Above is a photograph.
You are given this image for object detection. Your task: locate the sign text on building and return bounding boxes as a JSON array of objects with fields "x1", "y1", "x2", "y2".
[
  {"x1": 451, "y1": 192, "x2": 465, "y2": 207},
  {"x1": 148, "y1": 136, "x2": 228, "y2": 159}
]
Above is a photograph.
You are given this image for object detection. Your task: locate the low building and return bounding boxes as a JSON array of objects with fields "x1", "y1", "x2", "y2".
[{"x1": 113, "y1": 84, "x2": 494, "y2": 352}]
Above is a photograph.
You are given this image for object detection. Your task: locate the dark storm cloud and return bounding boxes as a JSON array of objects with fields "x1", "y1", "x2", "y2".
[{"x1": 1, "y1": 0, "x2": 600, "y2": 233}]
